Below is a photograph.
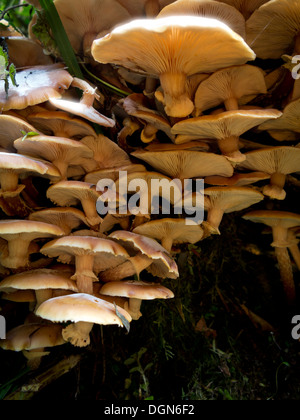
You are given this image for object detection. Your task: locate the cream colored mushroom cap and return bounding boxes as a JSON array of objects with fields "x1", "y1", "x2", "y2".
[
  {"x1": 243, "y1": 210, "x2": 300, "y2": 230},
  {"x1": 91, "y1": 16, "x2": 255, "y2": 76},
  {"x1": 36, "y1": 293, "x2": 132, "y2": 326},
  {"x1": 100, "y1": 280, "x2": 174, "y2": 300},
  {"x1": 0, "y1": 115, "x2": 41, "y2": 152},
  {"x1": 0, "y1": 269, "x2": 78, "y2": 293},
  {"x1": 204, "y1": 186, "x2": 264, "y2": 213},
  {"x1": 0, "y1": 219, "x2": 65, "y2": 239}
]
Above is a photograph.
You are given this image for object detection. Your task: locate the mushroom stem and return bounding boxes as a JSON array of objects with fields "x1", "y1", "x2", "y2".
[
  {"x1": 2, "y1": 238, "x2": 32, "y2": 268},
  {"x1": 35, "y1": 289, "x2": 53, "y2": 310},
  {"x1": 145, "y1": 0, "x2": 160, "y2": 17},
  {"x1": 263, "y1": 173, "x2": 287, "y2": 200},
  {"x1": 81, "y1": 198, "x2": 102, "y2": 226},
  {"x1": 100, "y1": 254, "x2": 152, "y2": 282},
  {"x1": 52, "y1": 159, "x2": 69, "y2": 180},
  {"x1": 71, "y1": 78, "x2": 96, "y2": 107},
  {"x1": 206, "y1": 207, "x2": 224, "y2": 233},
  {"x1": 141, "y1": 124, "x2": 158, "y2": 143},
  {"x1": 217, "y1": 136, "x2": 245, "y2": 163},
  {"x1": 289, "y1": 244, "x2": 300, "y2": 271},
  {"x1": 161, "y1": 236, "x2": 173, "y2": 254},
  {"x1": 224, "y1": 97, "x2": 239, "y2": 111},
  {"x1": 62, "y1": 321, "x2": 94, "y2": 347},
  {"x1": 0, "y1": 171, "x2": 19, "y2": 192},
  {"x1": 293, "y1": 31, "x2": 300, "y2": 56},
  {"x1": 274, "y1": 246, "x2": 296, "y2": 306},
  {"x1": 159, "y1": 73, "x2": 194, "y2": 118},
  {"x1": 73, "y1": 255, "x2": 98, "y2": 294},
  {"x1": 125, "y1": 298, "x2": 142, "y2": 320}
]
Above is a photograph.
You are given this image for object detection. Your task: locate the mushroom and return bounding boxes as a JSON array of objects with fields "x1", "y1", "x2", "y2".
[
  {"x1": 40, "y1": 236, "x2": 130, "y2": 294},
  {"x1": 0, "y1": 323, "x2": 66, "y2": 369},
  {"x1": 80, "y1": 134, "x2": 131, "y2": 172},
  {"x1": 14, "y1": 135, "x2": 94, "y2": 180},
  {"x1": 131, "y1": 149, "x2": 234, "y2": 180},
  {"x1": 133, "y1": 218, "x2": 205, "y2": 253},
  {"x1": 287, "y1": 227, "x2": 300, "y2": 271},
  {"x1": 171, "y1": 109, "x2": 282, "y2": 163},
  {"x1": 100, "y1": 230, "x2": 179, "y2": 281},
  {"x1": 0, "y1": 64, "x2": 73, "y2": 111},
  {"x1": 0, "y1": 115, "x2": 41, "y2": 152},
  {"x1": 54, "y1": 0, "x2": 131, "y2": 57},
  {"x1": 194, "y1": 65, "x2": 267, "y2": 115},
  {"x1": 100, "y1": 280, "x2": 174, "y2": 320},
  {"x1": 84, "y1": 164, "x2": 146, "y2": 185},
  {"x1": 47, "y1": 180, "x2": 103, "y2": 226},
  {"x1": 246, "y1": 0, "x2": 300, "y2": 59},
  {"x1": 29, "y1": 208, "x2": 89, "y2": 235},
  {"x1": 91, "y1": 16, "x2": 256, "y2": 118},
  {"x1": 5, "y1": 37, "x2": 53, "y2": 68},
  {"x1": 157, "y1": 0, "x2": 246, "y2": 39},
  {"x1": 215, "y1": 0, "x2": 270, "y2": 20},
  {"x1": 117, "y1": 0, "x2": 174, "y2": 17},
  {"x1": 204, "y1": 186, "x2": 264, "y2": 234},
  {"x1": 204, "y1": 172, "x2": 271, "y2": 187},
  {"x1": 238, "y1": 146, "x2": 300, "y2": 200},
  {"x1": 243, "y1": 210, "x2": 300, "y2": 305},
  {"x1": 0, "y1": 220, "x2": 64, "y2": 269},
  {"x1": 27, "y1": 111, "x2": 97, "y2": 139},
  {"x1": 35, "y1": 293, "x2": 132, "y2": 347},
  {"x1": 49, "y1": 78, "x2": 115, "y2": 128},
  {"x1": 0, "y1": 268, "x2": 78, "y2": 310}
]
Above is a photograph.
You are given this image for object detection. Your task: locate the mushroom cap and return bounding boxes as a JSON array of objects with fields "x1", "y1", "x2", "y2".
[
  {"x1": 40, "y1": 235, "x2": 130, "y2": 272},
  {"x1": 0, "y1": 269, "x2": 78, "y2": 294},
  {"x1": 258, "y1": 99, "x2": 300, "y2": 134},
  {"x1": 194, "y1": 65, "x2": 267, "y2": 114},
  {"x1": 5, "y1": 37, "x2": 53, "y2": 68},
  {"x1": 238, "y1": 146, "x2": 300, "y2": 176},
  {"x1": 14, "y1": 135, "x2": 94, "y2": 178},
  {"x1": 0, "y1": 324, "x2": 65, "y2": 352},
  {"x1": 84, "y1": 164, "x2": 146, "y2": 184},
  {"x1": 100, "y1": 280, "x2": 174, "y2": 300},
  {"x1": 0, "y1": 64, "x2": 73, "y2": 111},
  {"x1": 205, "y1": 172, "x2": 271, "y2": 187},
  {"x1": 215, "y1": 0, "x2": 270, "y2": 20},
  {"x1": 29, "y1": 208, "x2": 89, "y2": 235},
  {"x1": 81, "y1": 135, "x2": 131, "y2": 170},
  {"x1": 27, "y1": 111, "x2": 97, "y2": 139},
  {"x1": 157, "y1": 0, "x2": 246, "y2": 38},
  {"x1": 145, "y1": 141, "x2": 210, "y2": 152},
  {"x1": 47, "y1": 180, "x2": 102, "y2": 207},
  {"x1": 116, "y1": 0, "x2": 174, "y2": 16},
  {"x1": 131, "y1": 149, "x2": 234, "y2": 179},
  {"x1": 0, "y1": 114, "x2": 41, "y2": 152},
  {"x1": 54, "y1": 0, "x2": 131, "y2": 54},
  {"x1": 91, "y1": 16, "x2": 255, "y2": 77},
  {"x1": 246, "y1": 0, "x2": 300, "y2": 59},
  {"x1": 35, "y1": 293, "x2": 132, "y2": 326},
  {"x1": 0, "y1": 152, "x2": 60, "y2": 179},
  {"x1": 172, "y1": 109, "x2": 283, "y2": 142},
  {"x1": 49, "y1": 98, "x2": 115, "y2": 127},
  {"x1": 0, "y1": 219, "x2": 65, "y2": 241},
  {"x1": 133, "y1": 218, "x2": 204, "y2": 245},
  {"x1": 108, "y1": 230, "x2": 179, "y2": 278},
  {"x1": 204, "y1": 186, "x2": 264, "y2": 213}
]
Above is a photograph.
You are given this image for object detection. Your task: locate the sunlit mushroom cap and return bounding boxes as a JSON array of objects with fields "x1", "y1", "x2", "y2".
[
  {"x1": 36, "y1": 293, "x2": 132, "y2": 326},
  {"x1": 157, "y1": 0, "x2": 246, "y2": 38},
  {"x1": 0, "y1": 115, "x2": 41, "y2": 152},
  {"x1": 0, "y1": 64, "x2": 73, "y2": 111},
  {"x1": 100, "y1": 280, "x2": 174, "y2": 300}
]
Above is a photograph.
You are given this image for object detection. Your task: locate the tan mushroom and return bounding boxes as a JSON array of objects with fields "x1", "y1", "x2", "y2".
[
  {"x1": 0, "y1": 64, "x2": 73, "y2": 111},
  {"x1": 27, "y1": 111, "x2": 97, "y2": 139},
  {"x1": 205, "y1": 172, "x2": 271, "y2": 187},
  {"x1": 47, "y1": 181, "x2": 103, "y2": 227},
  {"x1": 84, "y1": 164, "x2": 146, "y2": 185},
  {"x1": 0, "y1": 115, "x2": 41, "y2": 152},
  {"x1": 243, "y1": 210, "x2": 300, "y2": 305},
  {"x1": 100, "y1": 280, "x2": 174, "y2": 320},
  {"x1": 204, "y1": 186, "x2": 264, "y2": 234},
  {"x1": 133, "y1": 218, "x2": 204, "y2": 253},
  {"x1": 0, "y1": 269, "x2": 78, "y2": 310},
  {"x1": 238, "y1": 146, "x2": 300, "y2": 200},
  {"x1": 215, "y1": 0, "x2": 270, "y2": 20},
  {"x1": 194, "y1": 65, "x2": 267, "y2": 115},
  {"x1": 5, "y1": 37, "x2": 53, "y2": 68},
  {"x1": 35, "y1": 293, "x2": 132, "y2": 347},
  {"x1": 14, "y1": 135, "x2": 94, "y2": 180},
  {"x1": 40, "y1": 236, "x2": 130, "y2": 294},
  {"x1": 171, "y1": 109, "x2": 282, "y2": 163},
  {"x1": 0, "y1": 220, "x2": 64, "y2": 269},
  {"x1": 29, "y1": 208, "x2": 89, "y2": 235},
  {"x1": 100, "y1": 230, "x2": 179, "y2": 281},
  {"x1": 91, "y1": 16, "x2": 255, "y2": 118}
]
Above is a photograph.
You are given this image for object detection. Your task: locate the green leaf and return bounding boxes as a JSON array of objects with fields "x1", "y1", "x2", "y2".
[{"x1": 20, "y1": 131, "x2": 39, "y2": 142}]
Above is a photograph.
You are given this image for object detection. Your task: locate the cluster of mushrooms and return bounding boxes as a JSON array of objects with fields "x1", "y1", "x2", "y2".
[{"x1": 0, "y1": 0, "x2": 300, "y2": 370}]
